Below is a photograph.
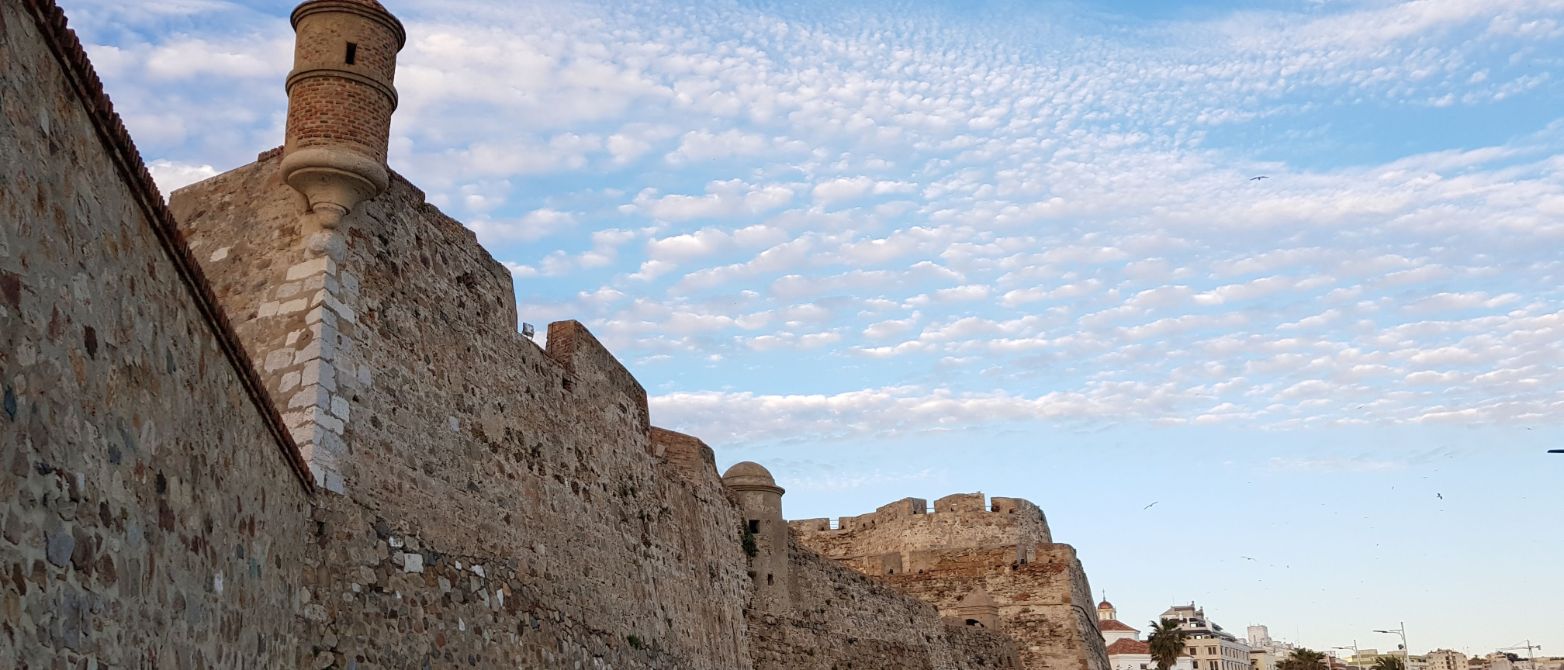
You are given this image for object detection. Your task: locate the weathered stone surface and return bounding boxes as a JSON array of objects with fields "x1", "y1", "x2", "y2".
[
  {"x1": 44, "y1": 529, "x2": 74, "y2": 568},
  {"x1": 0, "y1": 3, "x2": 316, "y2": 668},
  {"x1": 174, "y1": 151, "x2": 762, "y2": 668},
  {"x1": 747, "y1": 533, "x2": 1021, "y2": 669},
  {"x1": 794, "y1": 493, "x2": 1110, "y2": 670}
]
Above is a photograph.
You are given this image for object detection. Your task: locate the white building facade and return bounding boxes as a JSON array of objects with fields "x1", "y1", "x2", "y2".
[
  {"x1": 1161, "y1": 603, "x2": 1252, "y2": 670},
  {"x1": 1098, "y1": 599, "x2": 1197, "y2": 670}
]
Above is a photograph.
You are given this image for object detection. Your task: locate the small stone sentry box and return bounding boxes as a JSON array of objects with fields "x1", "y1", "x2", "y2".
[
  {"x1": 281, "y1": 0, "x2": 406, "y2": 233},
  {"x1": 723, "y1": 461, "x2": 792, "y2": 612}
]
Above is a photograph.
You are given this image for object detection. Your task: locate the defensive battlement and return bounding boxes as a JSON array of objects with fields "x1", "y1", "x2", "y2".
[
  {"x1": 649, "y1": 426, "x2": 720, "y2": 484},
  {"x1": 790, "y1": 492, "x2": 1047, "y2": 538},
  {"x1": 793, "y1": 490, "x2": 1106, "y2": 670},
  {"x1": 546, "y1": 320, "x2": 651, "y2": 432}
]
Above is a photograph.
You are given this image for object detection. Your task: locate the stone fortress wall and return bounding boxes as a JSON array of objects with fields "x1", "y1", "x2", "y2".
[
  {"x1": 753, "y1": 532, "x2": 1020, "y2": 669},
  {"x1": 0, "y1": 1, "x2": 1092, "y2": 667},
  {"x1": 791, "y1": 492, "x2": 1053, "y2": 570},
  {"x1": 795, "y1": 492, "x2": 1112, "y2": 670},
  {"x1": 0, "y1": 2, "x2": 318, "y2": 666},
  {"x1": 173, "y1": 151, "x2": 763, "y2": 668}
]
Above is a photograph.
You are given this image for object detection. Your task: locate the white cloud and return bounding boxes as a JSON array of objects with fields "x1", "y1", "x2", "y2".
[
  {"x1": 666, "y1": 129, "x2": 801, "y2": 164},
  {"x1": 633, "y1": 180, "x2": 796, "y2": 221},
  {"x1": 77, "y1": 0, "x2": 1564, "y2": 444},
  {"x1": 466, "y1": 208, "x2": 577, "y2": 244},
  {"x1": 812, "y1": 176, "x2": 875, "y2": 205},
  {"x1": 151, "y1": 160, "x2": 219, "y2": 192}
]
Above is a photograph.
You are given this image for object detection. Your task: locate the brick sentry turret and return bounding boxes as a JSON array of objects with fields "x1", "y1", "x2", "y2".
[{"x1": 281, "y1": 0, "x2": 405, "y2": 234}]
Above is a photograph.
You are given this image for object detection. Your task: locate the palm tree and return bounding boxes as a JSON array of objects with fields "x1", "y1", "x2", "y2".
[
  {"x1": 1372, "y1": 657, "x2": 1406, "y2": 670},
  {"x1": 1280, "y1": 648, "x2": 1331, "y2": 670},
  {"x1": 1147, "y1": 619, "x2": 1190, "y2": 670}
]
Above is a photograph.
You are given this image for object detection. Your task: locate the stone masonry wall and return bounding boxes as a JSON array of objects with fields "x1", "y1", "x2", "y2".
[
  {"x1": 0, "y1": 3, "x2": 318, "y2": 666},
  {"x1": 650, "y1": 426, "x2": 721, "y2": 485},
  {"x1": 795, "y1": 494, "x2": 1109, "y2": 670},
  {"x1": 167, "y1": 143, "x2": 363, "y2": 493},
  {"x1": 748, "y1": 535, "x2": 1019, "y2": 670},
  {"x1": 171, "y1": 149, "x2": 1025, "y2": 669},
  {"x1": 882, "y1": 545, "x2": 1109, "y2": 670},
  {"x1": 792, "y1": 492, "x2": 1052, "y2": 574},
  {"x1": 172, "y1": 155, "x2": 755, "y2": 668}
]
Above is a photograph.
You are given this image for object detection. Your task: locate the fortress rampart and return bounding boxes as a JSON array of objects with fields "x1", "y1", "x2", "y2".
[
  {"x1": 172, "y1": 151, "x2": 757, "y2": 666},
  {"x1": 792, "y1": 492, "x2": 1052, "y2": 564},
  {"x1": 0, "y1": 1, "x2": 1091, "y2": 667},
  {"x1": 0, "y1": 2, "x2": 316, "y2": 664},
  {"x1": 795, "y1": 494, "x2": 1109, "y2": 670}
]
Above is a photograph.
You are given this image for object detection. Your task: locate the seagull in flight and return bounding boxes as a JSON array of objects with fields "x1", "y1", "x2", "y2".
[
  {"x1": 1241, "y1": 556, "x2": 1256, "y2": 561},
  {"x1": 1249, "y1": 175, "x2": 1269, "y2": 181},
  {"x1": 1143, "y1": 501, "x2": 1159, "y2": 510},
  {"x1": 1436, "y1": 493, "x2": 1444, "y2": 500}
]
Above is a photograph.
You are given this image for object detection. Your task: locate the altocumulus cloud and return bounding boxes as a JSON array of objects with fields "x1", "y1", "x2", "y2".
[{"x1": 65, "y1": 0, "x2": 1564, "y2": 448}]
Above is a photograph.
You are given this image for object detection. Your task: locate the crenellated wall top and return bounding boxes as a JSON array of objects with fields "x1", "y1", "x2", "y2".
[{"x1": 788, "y1": 492, "x2": 1050, "y2": 546}]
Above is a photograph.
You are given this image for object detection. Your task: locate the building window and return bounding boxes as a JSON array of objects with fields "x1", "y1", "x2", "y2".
[
  {"x1": 345, "y1": 42, "x2": 357, "y2": 65},
  {"x1": 748, "y1": 520, "x2": 760, "y2": 534}
]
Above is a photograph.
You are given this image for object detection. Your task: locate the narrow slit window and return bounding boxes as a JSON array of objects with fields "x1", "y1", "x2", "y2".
[
  {"x1": 345, "y1": 43, "x2": 358, "y2": 65},
  {"x1": 747, "y1": 520, "x2": 760, "y2": 534}
]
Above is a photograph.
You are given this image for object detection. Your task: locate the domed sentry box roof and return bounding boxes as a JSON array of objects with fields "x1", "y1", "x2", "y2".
[
  {"x1": 722, "y1": 461, "x2": 784, "y2": 494},
  {"x1": 1098, "y1": 599, "x2": 1115, "y2": 610},
  {"x1": 291, "y1": 0, "x2": 407, "y2": 49},
  {"x1": 959, "y1": 589, "x2": 997, "y2": 609},
  {"x1": 955, "y1": 588, "x2": 1000, "y2": 629},
  {"x1": 295, "y1": 0, "x2": 393, "y2": 13}
]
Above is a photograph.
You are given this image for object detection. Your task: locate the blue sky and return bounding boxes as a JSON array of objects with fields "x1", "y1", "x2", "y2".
[{"x1": 63, "y1": 0, "x2": 1563, "y2": 656}]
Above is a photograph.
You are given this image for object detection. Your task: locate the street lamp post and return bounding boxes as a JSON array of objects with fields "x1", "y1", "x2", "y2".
[
  {"x1": 1374, "y1": 624, "x2": 1409, "y2": 670},
  {"x1": 1336, "y1": 643, "x2": 1361, "y2": 670}
]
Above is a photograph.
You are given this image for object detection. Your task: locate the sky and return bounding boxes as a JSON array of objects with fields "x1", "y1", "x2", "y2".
[{"x1": 59, "y1": 0, "x2": 1563, "y2": 657}]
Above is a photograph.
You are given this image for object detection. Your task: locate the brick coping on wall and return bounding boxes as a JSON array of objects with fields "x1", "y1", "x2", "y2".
[{"x1": 20, "y1": 0, "x2": 315, "y2": 492}]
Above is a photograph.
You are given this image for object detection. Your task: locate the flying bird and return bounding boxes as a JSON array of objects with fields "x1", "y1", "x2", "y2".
[
  {"x1": 1436, "y1": 493, "x2": 1443, "y2": 500},
  {"x1": 1249, "y1": 175, "x2": 1269, "y2": 181},
  {"x1": 1241, "y1": 556, "x2": 1256, "y2": 561},
  {"x1": 1142, "y1": 501, "x2": 1159, "y2": 510}
]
